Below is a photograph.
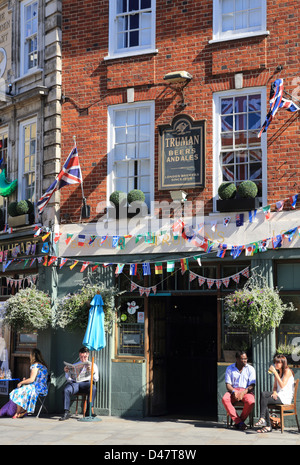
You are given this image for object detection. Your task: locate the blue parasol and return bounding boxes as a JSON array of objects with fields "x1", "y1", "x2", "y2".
[
  {"x1": 79, "y1": 293, "x2": 106, "y2": 422},
  {"x1": 83, "y1": 294, "x2": 106, "y2": 351}
]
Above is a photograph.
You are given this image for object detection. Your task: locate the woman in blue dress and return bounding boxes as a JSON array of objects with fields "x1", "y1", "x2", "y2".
[{"x1": 10, "y1": 348, "x2": 48, "y2": 418}]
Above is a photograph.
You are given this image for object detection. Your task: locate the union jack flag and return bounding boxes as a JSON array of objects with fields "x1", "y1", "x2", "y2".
[
  {"x1": 37, "y1": 145, "x2": 82, "y2": 214},
  {"x1": 258, "y1": 79, "x2": 300, "y2": 137}
]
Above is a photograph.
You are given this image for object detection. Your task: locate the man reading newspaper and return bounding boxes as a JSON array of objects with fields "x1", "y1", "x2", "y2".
[{"x1": 59, "y1": 347, "x2": 99, "y2": 421}]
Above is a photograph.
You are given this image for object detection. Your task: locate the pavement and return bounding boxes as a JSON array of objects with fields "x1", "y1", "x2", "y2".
[{"x1": 0, "y1": 414, "x2": 300, "y2": 447}]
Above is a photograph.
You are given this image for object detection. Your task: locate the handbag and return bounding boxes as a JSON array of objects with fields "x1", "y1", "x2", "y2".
[{"x1": 270, "y1": 414, "x2": 281, "y2": 429}]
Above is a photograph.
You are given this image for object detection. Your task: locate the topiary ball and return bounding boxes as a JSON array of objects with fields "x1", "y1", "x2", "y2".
[
  {"x1": 16, "y1": 200, "x2": 30, "y2": 215},
  {"x1": 237, "y1": 181, "x2": 258, "y2": 199},
  {"x1": 7, "y1": 201, "x2": 18, "y2": 217},
  {"x1": 109, "y1": 191, "x2": 127, "y2": 206},
  {"x1": 127, "y1": 189, "x2": 145, "y2": 204},
  {"x1": 218, "y1": 182, "x2": 237, "y2": 200},
  {"x1": 26, "y1": 200, "x2": 34, "y2": 214}
]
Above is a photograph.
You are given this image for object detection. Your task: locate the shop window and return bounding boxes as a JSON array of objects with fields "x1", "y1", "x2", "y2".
[
  {"x1": 213, "y1": 88, "x2": 267, "y2": 209},
  {"x1": 211, "y1": 0, "x2": 267, "y2": 42},
  {"x1": 20, "y1": 0, "x2": 38, "y2": 76},
  {"x1": 107, "y1": 0, "x2": 156, "y2": 59},
  {"x1": 107, "y1": 101, "x2": 155, "y2": 212},
  {"x1": 117, "y1": 297, "x2": 145, "y2": 356},
  {"x1": 18, "y1": 118, "x2": 37, "y2": 203}
]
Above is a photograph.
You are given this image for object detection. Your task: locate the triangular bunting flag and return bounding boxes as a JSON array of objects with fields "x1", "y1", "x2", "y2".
[
  {"x1": 70, "y1": 260, "x2": 78, "y2": 270},
  {"x1": 80, "y1": 261, "x2": 90, "y2": 272},
  {"x1": 65, "y1": 234, "x2": 73, "y2": 245}
]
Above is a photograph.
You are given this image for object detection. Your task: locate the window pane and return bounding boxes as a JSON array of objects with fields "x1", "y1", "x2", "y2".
[
  {"x1": 248, "y1": 94, "x2": 261, "y2": 112},
  {"x1": 235, "y1": 114, "x2": 247, "y2": 131},
  {"x1": 221, "y1": 133, "x2": 233, "y2": 149},
  {"x1": 249, "y1": 9, "x2": 261, "y2": 27},
  {"x1": 222, "y1": 14, "x2": 234, "y2": 31},
  {"x1": 115, "y1": 127, "x2": 126, "y2": 143},
  {"x1": 221, "y1": 98, "x2": 233, "y2": 115},
  {"x1": 138, "y1": 142, "x2": 150, "y2": 158},
  {"x1": 141, "y1": 0, "x2": 151, "y2": 8},
  {"x1": 222, "y1": 0, "x2": 234, "y2": 14},
  {"x1": 221, "y1": 115, "x2": 233, "y2": 132},
  {"x1": 248, "y1": 112, "x2": 261, "y2": 130},
  {"x1": 235, "y1": 96, "x2": 247, "y2": 113},
  {"x1": 234, "y1": 131, "x2": 247, "y2": 147},
  {"x1": 129, "y1": 0, "x2": 139, "y2": 11}
]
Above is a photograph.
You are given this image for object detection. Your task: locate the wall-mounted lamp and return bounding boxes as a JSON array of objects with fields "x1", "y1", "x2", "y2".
[
  {"x1": 163, "y1": 71, "x2": 193, "y2": 108},
  {"x1": 170, "y1": 190, "x2": 188, "y2": 204}
]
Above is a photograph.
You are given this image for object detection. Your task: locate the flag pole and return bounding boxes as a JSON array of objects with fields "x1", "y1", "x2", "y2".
[{"x1": 73, "y1": 135, "x2": 90, "y2": 219}]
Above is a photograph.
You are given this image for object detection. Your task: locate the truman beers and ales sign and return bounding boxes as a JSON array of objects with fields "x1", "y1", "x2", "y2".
[{"x1": 159, "y1": 114, "x2": 205, "y2": 190}]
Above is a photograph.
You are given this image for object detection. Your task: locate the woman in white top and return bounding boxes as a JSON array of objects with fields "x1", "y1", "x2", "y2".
[{"x1": 255, "y1": 354, "x2": 295, "y2": 433}]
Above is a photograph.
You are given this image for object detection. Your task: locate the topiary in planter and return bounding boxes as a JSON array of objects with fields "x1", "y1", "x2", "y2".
[
  {"x1": 16, "y1": 200, "x2": 30, "y2": 215},
  {"x1": 109, "y1": 191, "x2": 127, "y2": 207},
  {"x1": 237, "y1": 180, "x2": 258, "y2": 199},
  {"x1": 7, "y1": 201, "x2": 18, "y2": 217},
  {"x1": 218, "y1": 182, "x2": 237, "y2": 200},
  {"x1": 127, "y1": 189, "x2": 145, "y2": 204}
]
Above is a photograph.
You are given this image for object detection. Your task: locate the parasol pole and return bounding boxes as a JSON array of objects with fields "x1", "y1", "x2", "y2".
[{"x1": 89, "y1": 356, "x2": 94, "y2": 417}]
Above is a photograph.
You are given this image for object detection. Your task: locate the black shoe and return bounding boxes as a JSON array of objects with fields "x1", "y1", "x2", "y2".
[{"x1": 59, "y1": 411, "x2": 71, "y2": 421}]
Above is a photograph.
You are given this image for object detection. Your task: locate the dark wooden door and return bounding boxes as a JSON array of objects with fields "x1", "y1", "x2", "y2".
[
  {"x1": 166, "y1": 295, "x2": 218, "y2": 419},
  {"x1": 149, "y1": 294, "x2": 218, "y2": 419},
  {"x1": 149, "y1": 297, "x2": 168, "y2": 415}
]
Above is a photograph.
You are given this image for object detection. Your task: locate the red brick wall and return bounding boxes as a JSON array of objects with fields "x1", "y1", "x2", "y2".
[{"x1": 60, "y1": 0, "x2": 300, "y2": 221}]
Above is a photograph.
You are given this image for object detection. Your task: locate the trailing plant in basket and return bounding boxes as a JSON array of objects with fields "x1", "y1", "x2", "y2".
[
  {"x1": 224, "y1": 273, "x2": 296, "y2": 335},
  {"x1": 3, "y1": 286, "x2": 52, "y2": 332},
  {"x1": 54, "y1": 283, "x2": 122, "y2": 334}
]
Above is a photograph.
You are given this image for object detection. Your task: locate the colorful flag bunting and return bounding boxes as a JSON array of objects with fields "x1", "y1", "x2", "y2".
[
  {"x1": 167, "y1": 261, "x2": 175, "y2": 272},
  {"x1": 65, "y1": 234, "x2": 73, "y2": 245},
  {"x1": 180, "y1": 258, "x2": 189, "y2": 274},
  {"x1": 155, "y1": 262, "x2": 163, "y2": 274},
  {"x1": 70, "y1": 260, "x2": 78, "y2": 270},
  {"x1": 78, "y1": 234, "x2": 86, "y2": 246},
  {"x1": 142, "y1": 262, "x2": 151, "y2": 276},
  {"x1": 80, "y1": 261, "x2": 90, "y2": 272}
]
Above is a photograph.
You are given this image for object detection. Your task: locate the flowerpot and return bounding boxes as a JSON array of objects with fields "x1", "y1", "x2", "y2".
[
  {"x1": 223, "y1": 350, "x2": 237, "y2": 363},
  {"x1": 8, "y1": 214, "x2": 30, "y2": 228},
  {"x1": 217, "y1": 197, "x2": 260, "y2": 213}
]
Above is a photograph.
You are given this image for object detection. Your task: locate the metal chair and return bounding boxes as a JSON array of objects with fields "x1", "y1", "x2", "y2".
[
  {"x1": 226, "y1": 400, "x2": 254, "y2": 428},
  {"x1": 36, "y1": 374, "x2": 51, "y2": 418},
  {"x1": 269, "y1": 378, "x2": 300, "y2": 433}
]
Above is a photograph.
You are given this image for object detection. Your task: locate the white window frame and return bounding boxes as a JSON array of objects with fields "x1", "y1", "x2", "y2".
[
  {"x1": 210, "y1": 0, "x2": 269, "y2": 43},
  {"x1": 213, "y1": 87, "x2": 267, "y2": 211},
  {"x1": 106, "y1": 0, "x2": 157, "y2": 60},
  {"x1": 20, "y1": 0, "x2": 38, "y2": 76},
  {"x1": 18, "y1": 117, "x2": 37, "y2": 203},
  {"x1": 107, "y1": 100, "x2": 155, "y2": 214}
]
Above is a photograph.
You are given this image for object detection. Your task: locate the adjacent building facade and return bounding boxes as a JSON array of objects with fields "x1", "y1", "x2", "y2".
[{"x1": 0, "y1": 0, "x2": 300, "y2": 420}]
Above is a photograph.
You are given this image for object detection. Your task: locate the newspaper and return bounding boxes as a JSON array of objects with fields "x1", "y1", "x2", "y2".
[{"x1": 64, "y1": 361, "x2": 92, "y2": 383}]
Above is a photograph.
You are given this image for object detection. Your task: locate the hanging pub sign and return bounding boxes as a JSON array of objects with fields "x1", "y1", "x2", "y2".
[{"x1": 158, "y1": 114, "x2": 206, "y2": 190}]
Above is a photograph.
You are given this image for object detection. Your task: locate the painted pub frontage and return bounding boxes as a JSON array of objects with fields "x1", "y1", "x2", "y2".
[{"x1": 0, "y1": 0, "x2": 300, "y2": 423}]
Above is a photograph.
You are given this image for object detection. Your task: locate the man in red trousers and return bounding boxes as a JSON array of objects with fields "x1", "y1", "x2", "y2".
[{"x1": 222, "y1": 351, "x2": 256, "y2": 431}]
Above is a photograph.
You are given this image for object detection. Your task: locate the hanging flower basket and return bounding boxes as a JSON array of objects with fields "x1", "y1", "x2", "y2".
[
  {"x1": 224, "y1": 273, "x2": 296, "y2": 335},
  {"x1": 3, "y1": 286, "x2": 52, "y2": 332},
  {"x1": 54, "y1": 283, "x2": 122, "y2": 334}
]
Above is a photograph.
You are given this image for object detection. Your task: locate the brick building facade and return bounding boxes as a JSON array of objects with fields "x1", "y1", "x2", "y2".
[{"x1": 47, "y1": 0, "x2": 300, "y2": 419}]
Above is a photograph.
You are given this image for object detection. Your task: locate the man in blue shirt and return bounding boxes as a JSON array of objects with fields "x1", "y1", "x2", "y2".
[{"x1": 222, "y1": 351, "x2": 256, "y2": 430}]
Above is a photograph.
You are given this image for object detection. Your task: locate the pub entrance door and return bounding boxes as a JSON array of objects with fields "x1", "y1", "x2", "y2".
[{"x1": 149, "y1": 295, "x2": 217, "y2": 419}]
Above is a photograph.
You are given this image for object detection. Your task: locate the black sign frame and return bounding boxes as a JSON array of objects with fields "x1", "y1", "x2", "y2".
[{"x1": 158, "y1": 114, "x2": 206, "y2": 190}]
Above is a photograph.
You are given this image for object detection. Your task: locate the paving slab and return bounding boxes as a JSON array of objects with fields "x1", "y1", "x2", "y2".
[{"x1": 0, "y1": 415, "x2": 299, "y2": 447}]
